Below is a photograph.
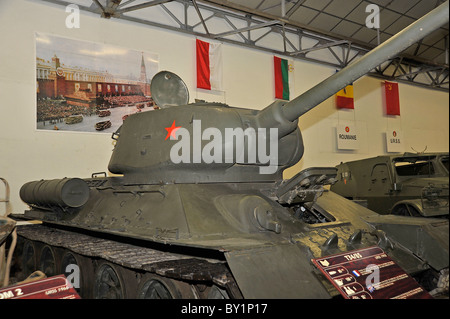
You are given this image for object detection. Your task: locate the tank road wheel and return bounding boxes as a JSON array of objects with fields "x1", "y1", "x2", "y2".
[
  {"x1": 94, "y1": 262, "x2": 126, "y2": 299},
  {"x1": 21, "y1": 240, "x2": 37, "y2": 278},
  {"x1": 207, "y1": 285, "x2": 230, "y2": 299},
  {"x1": 137, "y1": 274, "x2": 182, "y2": 299},
  {"x1": 39, "y1": 245, "x2": 57, "y2": 277},
  {"x1": 60, "y1": 251, "x2": 94, "y2": 298}
]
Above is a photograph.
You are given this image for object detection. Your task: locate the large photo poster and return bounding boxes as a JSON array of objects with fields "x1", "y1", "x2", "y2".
[{"x1": 35, "y1": 32, "x2": 159, "y2": 133}]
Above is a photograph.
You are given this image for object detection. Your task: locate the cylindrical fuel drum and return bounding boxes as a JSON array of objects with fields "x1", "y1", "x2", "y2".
[{"x1": 20, "y1": 178, "x2": 90, "y2": 209}]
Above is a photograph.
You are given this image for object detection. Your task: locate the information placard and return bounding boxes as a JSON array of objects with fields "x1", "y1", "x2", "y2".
[
  {"x1": 386, "y1": 129, "x2": 403, "y2": 153},
  {"x1": 336, "y1": 124, "x2": 359, "y2": 150},
  {"x1": 312, "y1": 246, "x2": 432, "y2": 299},
  {"x1": 0, "y1": 275, "x2": 80, "y2": 299}
]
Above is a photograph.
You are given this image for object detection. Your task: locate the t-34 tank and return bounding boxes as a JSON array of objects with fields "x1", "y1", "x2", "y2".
[{"x1": 14, "y1": 2, "x2": 449, "y2": 299}]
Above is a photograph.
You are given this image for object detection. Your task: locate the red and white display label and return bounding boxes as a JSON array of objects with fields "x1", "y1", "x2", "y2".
[
  {"x1": 312, "y1": 246, "x2": 432, "y2": 299},
  {"x1": 0, "y1": 275, "x2": 80, "y2": 299}
]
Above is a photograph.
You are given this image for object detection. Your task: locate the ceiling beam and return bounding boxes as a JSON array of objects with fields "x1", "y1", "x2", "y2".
[
  {"x1": 34, "y1": 0, "x2": 449, "y2": 91},
  {"x1": 115, "y1": 0, "x2": 174, "y2": 14},
  {"x1": 291, "y1": 40, "x2": 350, "y2": 55},
  {"x1": 212, "y1": 20, "x2": 280, "y2": 38}
]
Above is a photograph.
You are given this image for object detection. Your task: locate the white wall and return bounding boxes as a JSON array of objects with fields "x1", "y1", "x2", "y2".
[{"x1": 0, "y1": 0, "x2": 448, "y2": 214}]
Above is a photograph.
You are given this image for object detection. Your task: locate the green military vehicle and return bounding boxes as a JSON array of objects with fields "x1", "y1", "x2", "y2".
[
  {"x1": 9, "y1": 3, "x2": 450, "y2": 299},
  {"x1": 64, "y1": 115, "x2": 83, "y2": 125},
  {"x1": 331, "y1": 153, "x2": 449, "y2": 218}
]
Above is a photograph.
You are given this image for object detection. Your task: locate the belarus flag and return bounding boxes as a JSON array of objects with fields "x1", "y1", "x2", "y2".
[
  {"x1": 196, "y1": 39, "x2": 223, "y2": 91},
  {"x1": 274, "y1": 56, "x2": 292, "y2": 100}
]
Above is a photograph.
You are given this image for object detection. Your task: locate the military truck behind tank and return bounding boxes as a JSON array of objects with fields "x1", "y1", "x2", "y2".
[{"x1": 331, "y1": 153, "x2": 449, "y2": 218}]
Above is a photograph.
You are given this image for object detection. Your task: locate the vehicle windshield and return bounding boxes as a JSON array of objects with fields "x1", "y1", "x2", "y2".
[{"x1": 393, "y1": 156, "x2": 436, "y2": 176}]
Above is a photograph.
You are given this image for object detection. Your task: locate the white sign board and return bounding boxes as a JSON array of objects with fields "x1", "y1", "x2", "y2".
[
  {"x1": 337, "y1": 124, "x2": 359, "y2": 150},
  {"x1": 386, "y1": 129, "x2": 403, "y2": 153}
]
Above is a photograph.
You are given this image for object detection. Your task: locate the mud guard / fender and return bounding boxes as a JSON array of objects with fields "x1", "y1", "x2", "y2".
[
  {"x1": 225, "y1": 244, "x2": 330, "y2": 298},
  {"x1": 364, "y1": 215, "x2": 449, "y2": 272}
]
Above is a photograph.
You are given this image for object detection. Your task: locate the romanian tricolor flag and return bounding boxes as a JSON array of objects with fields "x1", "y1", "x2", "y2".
[
  {"x1": 336, "y1": 84, "x2": 354, "y2": 109},
  {"x1": 274, "y1": 56, "x2": 291, "y2": 100}
]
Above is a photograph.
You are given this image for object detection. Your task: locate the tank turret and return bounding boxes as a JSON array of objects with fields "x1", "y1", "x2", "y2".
[
  {"x1": 108, "y1": 1, "x2": 449, "y2": 185},
  {"x1": 13, "y1": 2, "x2": 449, "y2": 300}
]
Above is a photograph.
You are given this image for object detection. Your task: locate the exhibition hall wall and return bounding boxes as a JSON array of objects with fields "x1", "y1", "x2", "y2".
[{"x1": 0, "y1": 0, "x2": 448, "y2": 213}]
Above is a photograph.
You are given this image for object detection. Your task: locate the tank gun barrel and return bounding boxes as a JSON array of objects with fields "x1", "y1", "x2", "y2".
[{"x1": 269, "y1": 1, "x2": 449, "y2": 123}]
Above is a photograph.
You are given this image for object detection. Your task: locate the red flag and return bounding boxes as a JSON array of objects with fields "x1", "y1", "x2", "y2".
[
  {"x1": 385, "y1": 81, "x2": 400, "y2": 116},
  {"x1": 196, "y1": 39, "x2": 210, "y2": 89}
]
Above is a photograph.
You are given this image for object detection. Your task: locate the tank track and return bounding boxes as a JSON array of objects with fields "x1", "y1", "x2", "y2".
[{"x1": 13, "y1": 223, "x2": 241, "y2": 299}]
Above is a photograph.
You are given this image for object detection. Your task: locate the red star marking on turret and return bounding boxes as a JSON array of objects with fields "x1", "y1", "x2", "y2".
[{"x1": 165, "y1": 120, "x2": 181, "y2": 140}]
